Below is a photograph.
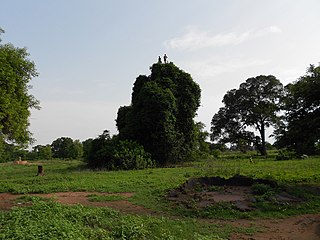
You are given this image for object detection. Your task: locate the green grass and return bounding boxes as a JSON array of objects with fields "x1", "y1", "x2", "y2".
[
  {"x1": 0, "y1": 198, "x2": 255, "y2": 240},
  {"x1": 0, "y1": 156, "x2": 319, "y2": 239}
]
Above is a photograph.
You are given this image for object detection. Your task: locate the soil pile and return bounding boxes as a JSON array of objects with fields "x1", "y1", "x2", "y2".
[{"x1": 167, "y1": 175, "x2": 301, "y2": 211}]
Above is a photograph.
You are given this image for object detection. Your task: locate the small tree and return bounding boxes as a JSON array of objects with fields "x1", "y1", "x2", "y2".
[{"x1": 211, "y1": 75, "x2": 284, "y2": 156}]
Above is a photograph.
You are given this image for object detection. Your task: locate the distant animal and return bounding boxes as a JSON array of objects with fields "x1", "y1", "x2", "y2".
[{"x1": 13, "y1": 160, "x2": 29, "y2": 165}]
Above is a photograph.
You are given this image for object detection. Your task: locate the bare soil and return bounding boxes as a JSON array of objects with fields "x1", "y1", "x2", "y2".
[
  {"x1": 0, "y1": 192, "x2": 155, "y2": 215},
  {"x1": 167, "y1": 175, "x2": 301, "y2": 211},
  {"x1": 166, "y1": 175, "x2": 320, "y2": 239},
  {"x1": 228, "y1": 214, "x2": 320, "y2": 240}
]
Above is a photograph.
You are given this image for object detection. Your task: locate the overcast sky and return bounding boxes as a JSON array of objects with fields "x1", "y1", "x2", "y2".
[{"x1": 1, "y1": 0, "x2": 320, "y2": 146}]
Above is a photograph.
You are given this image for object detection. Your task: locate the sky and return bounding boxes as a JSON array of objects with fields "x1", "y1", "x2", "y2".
[{"x1": 1, "y1": 0, "x2": 320, "y2": 147}]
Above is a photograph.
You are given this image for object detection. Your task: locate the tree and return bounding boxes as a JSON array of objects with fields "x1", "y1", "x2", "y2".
[
  {"x1": 86, "y1": 130, "x2": 112, "y2": 168},
  {"x1": 82, "y1": 138, "x2": 93, "y2": 161},
  {"x1": 0, "y1": 28, "x2": 40, "y2": 146},
  {"x1": 275, "y1": 64, "x2": 320, "y2": 155},
  {"x1": 211, "y1": 75, "x2": 284, "y2": 156},
  {"x1": 194, "y1": 122, "x2": 210, "y2": 156},
  {"x1": 32, "y1": 144, "x2": 52, "y2": 160},
  {"x1": 51, "y1": 137, "x2": 83, "y2": 159},
  {"x1": 116, "y1": 62, "x2": 201, "y2": 165}
]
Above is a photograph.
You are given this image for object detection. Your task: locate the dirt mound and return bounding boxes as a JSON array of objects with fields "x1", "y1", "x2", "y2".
[
  {"x1": 167, "y1": 175, "x2": 299, "y2": 211},
  {"x1": 181, "y1": 175, "x2": 277, "y2": 189}
]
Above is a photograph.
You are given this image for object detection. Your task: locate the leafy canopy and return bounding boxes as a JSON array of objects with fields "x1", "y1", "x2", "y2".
[
  {"x1": 211, "y1": 75, "x2": 284, "y2": 155},
  {"x1": 275, "y1": 64, "x2": 320, "y2": 155},
  {"x1": 116, "y1": 62, "x2": 201, "y2": 165},
  {"x1": 0, "y1": 28, "x2": 39, "y2": 145},
  {"x1": 51, "y1": 137, "x2": 83, "y2": 159}
]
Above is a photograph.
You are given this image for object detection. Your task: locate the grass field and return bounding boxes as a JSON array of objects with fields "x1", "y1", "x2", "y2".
[{"x1": 0, "y1": 156, "x2": 319, "y2": 239}]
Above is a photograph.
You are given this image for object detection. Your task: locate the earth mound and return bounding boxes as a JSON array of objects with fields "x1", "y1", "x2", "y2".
[{"x1": 167, "y1": 175, "x2": 300, "y2": 211}]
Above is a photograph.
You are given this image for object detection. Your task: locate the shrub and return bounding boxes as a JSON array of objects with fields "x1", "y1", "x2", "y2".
[
  {"x1": 211, "y1": 149, "x2": 221, "y2": 159},
  {"x1": 275, "y1": 149, "x2": 296, "y2": 161},
  {"x1": 86, "y1": 131, "x2": 153, "y2": 170},
  {"x1": 251, "y1": 183, "x2": 274, "y2": 195},
  {"x1": 112, "y1": 140, "x2": 154, "y2": 170}
]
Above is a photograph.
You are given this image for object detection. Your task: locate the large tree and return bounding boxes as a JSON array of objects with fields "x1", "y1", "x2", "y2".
[
  {"x1": 116, "y1": 62, "x2": 201, "y2": 165},
  {"x1": 275, "y1": 64, "x2": 320, "y2": 155},
  {"x1": 211, "y1": 75, "x2": 284, "y2": 155},
  {"x1": 0, "y1": 28, "x2": 39, "y2": 146}
]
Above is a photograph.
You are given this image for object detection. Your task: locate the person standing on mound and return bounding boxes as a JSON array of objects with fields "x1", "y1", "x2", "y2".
[{"x1": 163, "y1": 54, "x2": 168, "y2": 63}]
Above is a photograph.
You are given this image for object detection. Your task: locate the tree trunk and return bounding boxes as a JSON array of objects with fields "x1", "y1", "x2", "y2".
[
  {"x1": 37, "y1": 165, "x2": 44, "y2": 176},
  {"x1": 260, "y1": 122, "x2": 267, "y2": 156}
]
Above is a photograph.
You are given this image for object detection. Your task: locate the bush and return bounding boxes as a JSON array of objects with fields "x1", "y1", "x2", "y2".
[
  {"x1": 112, "y1": 140, "x2": 154, "y2": 170},
  {"x1": 86, "y1": 131, "x2": 153, "y2": 170},
  {"x1": 251, "y1": 183, "x2": 274, "y2": 195},
  {"x1": 211, "y1": 149, "x2": 221, "y2": 159},
  {"x1": 275, "y1": 149, "x2": 296, "y2": 161}
]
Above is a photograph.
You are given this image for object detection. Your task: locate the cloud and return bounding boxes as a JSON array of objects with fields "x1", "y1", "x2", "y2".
[
  {"x1": 183, "y1": 57, "x2": 270, "y2": 80},
  {"x1": 165, "y1": 26, "x2": 282, "y2": 51}
]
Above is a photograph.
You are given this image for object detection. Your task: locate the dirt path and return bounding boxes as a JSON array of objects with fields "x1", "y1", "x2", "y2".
[{"x1": 0, "y1": 192, "x2": 319, "y2": 239}]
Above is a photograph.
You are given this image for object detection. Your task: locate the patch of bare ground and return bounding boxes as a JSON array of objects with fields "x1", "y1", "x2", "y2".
[
  {"x1": 228, "y1": 214, "x2": 320, "y2": 240},
  {"x1": 167, "y1": 175, "x2": 320, "y2": 239},
  {"x1": 0, "y1": 192, "x2": 155, "y2": 215}
]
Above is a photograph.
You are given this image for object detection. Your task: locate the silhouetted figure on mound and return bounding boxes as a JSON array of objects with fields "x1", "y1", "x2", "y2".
[
  {"x1": 163, "y1": 54, "x2": 168, "y2": 63},
  {"x1": 158, "y1": 56, "x2": 162, "y2": 64}
]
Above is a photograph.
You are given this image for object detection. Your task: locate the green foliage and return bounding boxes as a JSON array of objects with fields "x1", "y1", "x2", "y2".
[
  {"x1": 276, "y1": 64, "x2": 320, "y2": 155},
  {"x1": 0, "y1": 157, "x2": 320, "y2": 238},
  {"x1": 251, "y1": 183, "x2": 274, "y2": 195},
  {"x1": 51, "y1": 137, "x2": 83, "y2": 159},
  {"x1": 116, "y1": 62, "x2": 201, "y2": 165},
  {"x1": 82, "y1": 138, "x2": 93, "y2": 161},
  {"x1": 194, "y1": 122, "x2": 211, "y2": 158},
  {"x1": 0, "y1": 137, "x2": 30, "y2": 162},
  {"x1": 86, "y1": 131, "x2": 153, "y2": 170},
  {"x1": 0, "y1": 33, "x2": 40, "y2": 146},
  {"x1": 0, "y1": 200, "x2": 230, "y2": 240},
  {"x1": 275, "y1": 149, "x2": 296, "y2": 161},
  {"x1": 211, "y1": 75, "x2": 284, "y2": 156},
  {"x1": 30, "y1": 144, "x2": 52, "y2": 160},
  {"x1": 112, "y1": 139, "x2": 154, "y2": 170},
  {"x1": 211, "y1": 149, "x2": 221, "y2": 159}
]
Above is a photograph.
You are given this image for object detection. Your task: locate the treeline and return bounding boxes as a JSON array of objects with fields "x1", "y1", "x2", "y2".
[
  {"x1": 0, "y1": 137, "x2": 83, "y2": 162},
  {"x1": 1, "y1": 61, "x2": 319, "y2": 168},
  {"x1": 211, "y1": 65, "x2": 320, "y2": 156},
  {"x1": 0, "y1": 27, "x2": 319, "y2": 169}
]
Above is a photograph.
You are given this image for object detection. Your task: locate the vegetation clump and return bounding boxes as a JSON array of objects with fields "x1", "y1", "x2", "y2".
[
  {"x1": 116, "y1": 62, "x2": 201, "y2": 165},
  {"x1": 86, "y1": 130, "x2": 153, "y2": 170}
]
